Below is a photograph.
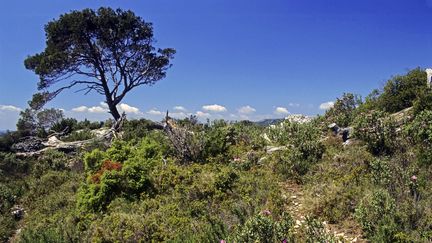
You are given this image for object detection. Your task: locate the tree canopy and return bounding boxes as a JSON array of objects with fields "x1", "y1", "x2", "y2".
[{"x1": 25, "y1": 7, "x2": 175, "y2": 120}]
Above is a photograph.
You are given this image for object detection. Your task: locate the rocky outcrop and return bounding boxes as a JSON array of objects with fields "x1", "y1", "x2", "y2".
[
  {"x1": 11, "y1": 137, "x2": 45, "y2": 152},
  {"x1": 328, "y1": 123, "x2": 353, "y2": 142}
]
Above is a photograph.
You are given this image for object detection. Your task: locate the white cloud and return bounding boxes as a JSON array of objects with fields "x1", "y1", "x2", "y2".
[
  {"x1": 238, "y1": 105, "x2": 256, "y2": 114},
  {"x1": 88, "y1": 106, "x2": 107, "y2": 113},
  {"x1": 319, "y1": 101, "x2": 334, "y2": 110},
  {"x1": 118, "y1": 103, "x2": 141, "y2": 114},
  {"x1": 147, "y1": 109, "x2": 163, "y2": 115},
  {"x1": 173, "y1": 106, "x2": 187, "y2": 112},
  {"x1": 72, "y1": 102, "x2": 141, "y2": 115},
  {"x1": 288, "y1": 103, "x2": 300, "y2": 107},
  {"x1": 72, "y1": 106, "x2": 90, "y2": 112},
  {"x1": 0, "y1": 105, "x2": 22, "y2": 112},
  {"x1": 274, "y1": 107, "x2": 289, "y2": 115},
  {"x1": 71, "y1": 105, "x2": 107, "y2": 113},
  {"x1": 196, "y1": 111, "x2": 211, "y2": 118},
  {"x1": 100, "y1": 102, "x2": 109, "y2": 109},
  {"x1": 202, "y1": 104, "x2": 227, "y2": 112}
]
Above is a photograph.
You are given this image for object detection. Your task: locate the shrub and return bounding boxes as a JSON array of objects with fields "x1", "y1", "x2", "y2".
[
  {"x1": 355, "y1": 189, "x2": 398, "y2": 241},
  {"x1": 302, "y1": 216, "x2": 337, "y2": 243},
  {"x1": 203, "y1": 120, "x2": 236, "y2": 162},
  {"x1": 369, "y1": 158, "x2": 391, "y2": 187},
  {"x1": 405, "y1": 110, "x2": 432, "y2": 166},
  {"x1": 229, "y1": 213, "x2": 294, "y2": 242},
  {"x1": 324, "y1": 93, "x2": 362, "y2": 127},
  {"x1": 62, "y1": 129, "x2": 95, "y2": 142},
  {"x1": 377, "y1": 68, "x2": 427, "y2": 113},
  {"x1": 268, "y1": 121, "x2": 324, "y2": 178},
  {"x1": 32, "y1": 150, "x2": 69, "y2": 177},
  {"x1": 352, "y1": 110, "x2": 397, "y2": 155},
  {"x1": 78, "y1": 136, "x2": 163, "y2": 212},
  {"x1": 412, "y1": 89, "x2": 432, "y2": 115}
]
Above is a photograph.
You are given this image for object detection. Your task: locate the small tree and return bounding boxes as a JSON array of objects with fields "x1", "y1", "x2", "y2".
[
  {"x1": 324, "y1": 93, "x2": 362, "y2": 127},
  {"x1": 25, "y1": 7, "x2": 175, "y2": 120}
]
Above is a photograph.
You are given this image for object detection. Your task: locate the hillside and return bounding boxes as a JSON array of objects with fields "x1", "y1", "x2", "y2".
[{"x1": 1, "y1": 68, "x2": 432, "y2": 242}]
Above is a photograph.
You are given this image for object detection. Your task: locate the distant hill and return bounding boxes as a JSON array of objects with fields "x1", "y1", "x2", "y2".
[{"x1": 254, "y1": 118, "x2": 284, "y2": 126}]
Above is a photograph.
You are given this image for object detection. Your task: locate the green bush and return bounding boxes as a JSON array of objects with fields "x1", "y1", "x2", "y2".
[
  {"x1": 412, "y1": 89, "x2": 432, "y2": 115},
  {"x1": 268, "y1": 121, "x2": 324, "y2": 178},
  {"x1": 377, "y1": 68, "x2": 427, "y2": 113},
  {"x1": 203, "y1": 120, "x2": 237, "y2": 162},
  {"x1": 324, "y1": 93, "x2": 362, "y2": 127},
  {"x1": 229, "y1": 213, "x2": 294, "y2": 242},
  {"x1": 62, "y1": 129, "x2": 95, "y2": 142},
  {"x1": 302, "y1": 216, "x2": 337, "y2": 243},
  {"x1": 352, "y1": 110, "x2": 397, "y2": 155},
  {"x1": 78, "y1": 136, "x2": 164, "y2": 212},
  {"x1": 405, "y1": 110, "x2": 432, "y2": 166},
  {"x1": 355, "y1": 189, "x2": 398, "y2": 241}
]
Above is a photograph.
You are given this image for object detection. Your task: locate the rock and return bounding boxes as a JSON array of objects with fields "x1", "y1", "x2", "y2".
[
  {"x1": 266, "y1": 146, "x2": 288, "y2": 153},
  {"x1": 426, "y1": 68, "x2": 432, "y2": 88},
  {"x1": 42, "y1": 136, "x2": 62, "y2": 147},
  {"x1": 328, "y1": 123, "x2": 353, "y2": 142},
  {"x1": 11, "y1": 137, "x2": 45, "y2": 152},
  {"x1": 11, "y1": 205, "x2": 24, "y2": 220},
  {"x1": 291, "y1": 195, "x2": 297, "y2": 199},
  {"x1": 328, "y1": 123, "x2": 340, "y2": 134},
  {"x1": 285, "y1": 114, "x2": 312, "y2": 124}
]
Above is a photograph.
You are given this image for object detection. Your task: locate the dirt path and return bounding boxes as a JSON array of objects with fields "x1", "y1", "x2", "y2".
[{"x1": 281, "y1": 181, "x2": 365, "y2": 242}]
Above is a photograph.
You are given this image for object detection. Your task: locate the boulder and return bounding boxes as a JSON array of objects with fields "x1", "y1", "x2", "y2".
[{"x1": 11, "y1": 137, "x2": 45, "y2": 152}]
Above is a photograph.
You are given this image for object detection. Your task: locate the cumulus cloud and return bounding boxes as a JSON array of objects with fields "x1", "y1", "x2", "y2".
[
  {"x1": 202, "y1": 104, "x2": 227, "y2": 112},
  {"x1": 0, "y1": 105, "x2": 22, "y2": 112},
  {"x1": 274, "y1": 107, "x2": 289, "y2": 115},
  {"x1": 71, "y1": 105, "x2": 107, "y2": 113},
  {"x1": 147, "y1": 109, "x2": 163, "y2": 115},
  {"x1": 72, "y1": 102, "x2": 142, "y2": 115},
  {"x1": 238, "y1": 105, "x2": 256, "y2": 114},
  {"x1": 196, "y1": 111, "x2": 211, "y2": 118},
  {"x1": 319, "y1": 101, "x2": 334, "y2": 110},
  {"x1": 173, "y1": 106, "x2": 187, "y2": 112},
  {"x1": 119, "y1": 103, "x2": 141, "y2": 114}
]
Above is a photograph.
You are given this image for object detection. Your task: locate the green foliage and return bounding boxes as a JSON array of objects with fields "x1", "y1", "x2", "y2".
[
  {"x1": 302, "y1": 216, "x2": 337, "y2": 243},
  {"x1": 230, "y1": 213, "x2": 294, "y2": 242},
  {"x1": 405, "y1": 110, "x2": 432, "y2": 166},
  {"x1": 78, "y1": 136, "x2": 165, "y2": 212},
  {"x1": 324, "y1": 93, "x2": 362, "y2": 127},
  {"x1": 25, "y1": 7, "x2": 175, "y2": 120},
  {"x1": 16, "y1": 108, "x2": 64, "y2": 137},
  {"x1": 203, "y1": 120, "x2": 237, "y2": 162},
  {"x1": 412, "y1": 88, "x2": 432, "y2": 115},
  {"x1": 352, "y1": 110, "x2": 397, "y2": 155},
  {"x1": 355, "y1": 189, "x2": 398, "y2": 241},
  {"x1": 32, "y1": 150, "x2": 69, "y2": 177},
  {"x1": 369, "y1": 158, "x2": 392, "y2": 187},
  {"x1": 122, "y1": 118, "x2": 157, "y2": 142},
  {"x1": 62, "y1": 129, "x2": 95, "y2": 142},
  {"x1": 376, "y1": 68, "x2": 427, "y2": 113},
  {"x1": 268, "y1": 121, "x2": 324, "y2": 178},
  {"x1": 0, "y1": 152, "x2": 29, "y2": 177}
]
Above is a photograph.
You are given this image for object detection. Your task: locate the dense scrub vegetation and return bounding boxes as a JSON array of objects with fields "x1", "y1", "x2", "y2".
[{"x1": 1, "y1": 68, "x2": 432, "y2": 242}]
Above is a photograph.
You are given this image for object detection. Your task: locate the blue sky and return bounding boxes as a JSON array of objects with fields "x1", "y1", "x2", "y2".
[{"x1": 0, "y1": 0, "x2": 431, "y2": 130}]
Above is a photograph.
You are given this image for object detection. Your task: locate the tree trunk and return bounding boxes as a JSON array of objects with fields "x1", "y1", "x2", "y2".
[{"x1": 108, "y1": 103, "x2": 121, "y2": 121}]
